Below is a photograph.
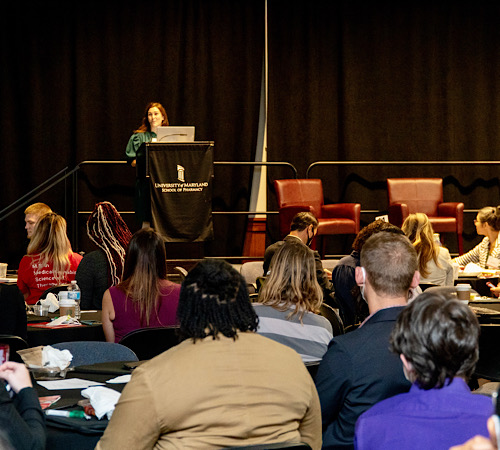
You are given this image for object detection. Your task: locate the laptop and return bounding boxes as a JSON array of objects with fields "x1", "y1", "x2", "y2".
[{"x1": 155, "y1": 126, "x2": 195, "y2": 142}]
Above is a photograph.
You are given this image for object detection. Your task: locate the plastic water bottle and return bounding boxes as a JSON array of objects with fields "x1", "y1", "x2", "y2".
[{"x1": 68, "y1": 280, "x2": 81, "y2": 320}]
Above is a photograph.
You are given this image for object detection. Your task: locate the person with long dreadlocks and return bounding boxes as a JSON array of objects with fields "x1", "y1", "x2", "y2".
[
  {"x1": 76, "y1": 202, "x2": 132, "y2": 310},
  {"x1": 101, "y1": 227, "x2": 181, "y2": 343}
]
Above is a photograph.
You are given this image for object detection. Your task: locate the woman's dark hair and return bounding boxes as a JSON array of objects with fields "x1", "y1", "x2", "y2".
[
  {"x1": 134, "y1": 102, "x2": 169, "y2": 133},
  {"x1": 177, "y1": 259, "x2": 258, "y2": 341},
  {"x1": 390, "y1": 292, "x2": 480, "y2": 389},
  {"x1": 352, "y1": 219, "x2": 404, "y2": 253},
  {"x1": 118, "y1": 228, "x2": 168, "y2": 326}
]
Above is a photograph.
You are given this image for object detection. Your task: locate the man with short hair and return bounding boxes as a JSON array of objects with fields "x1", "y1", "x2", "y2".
[
  {"x1": 355, "y1": 292, "x2": 491, "y2": 449},
  {"x1": 263, "y1": 212, "x2": 332, "y2": 297},
  {"x1": 315, "y1": 232, "x2": 418, "y2": 449},
  {"x1": 24, "y1": 203, "x2": 52, "y2": 239}
]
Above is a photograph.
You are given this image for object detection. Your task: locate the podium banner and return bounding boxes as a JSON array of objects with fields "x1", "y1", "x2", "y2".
[{"x1": 148, "y1": 143, "x2": 214, "y2": 242}]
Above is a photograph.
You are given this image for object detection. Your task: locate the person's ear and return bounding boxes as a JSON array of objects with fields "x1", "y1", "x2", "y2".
[
  {"x1": 410, "y1": 271, "x2": 420, "y2": 289},
  {"x1": 400, "y1": 354, "x2": 412, "y2": 372},
  {"x1": 355, "y1": 266, "x2": 365, "y2": 286}
]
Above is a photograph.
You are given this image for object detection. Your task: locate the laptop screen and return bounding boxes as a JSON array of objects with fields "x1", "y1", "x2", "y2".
[{"x1": 155, "y1": 126, "x2": 195, "y2": 142}]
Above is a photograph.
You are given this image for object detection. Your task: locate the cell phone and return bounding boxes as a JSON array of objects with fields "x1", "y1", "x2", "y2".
[
  {"x1": 0, "y1": 344, "x2": 9, "y2": 364},
  {"x1": 487, "y1": 282, "x2": 496, "y2": 289}
]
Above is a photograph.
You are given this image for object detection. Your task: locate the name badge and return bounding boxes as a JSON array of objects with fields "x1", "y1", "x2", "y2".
[{"x1": 487, "y1": 255, "x2": 500, "y2": 269}]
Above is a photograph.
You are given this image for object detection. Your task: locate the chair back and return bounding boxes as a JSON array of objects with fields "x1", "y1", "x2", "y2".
[
  {"x1": 39, "y1": 284, "x2": 71, "y2": 300},
  {"x1": 0, "y1": 335, "x2": 28, "y2": 363},
  {"x1": 51, "y1": 341, "x2": 138, "y2": 367},
  {"x1": 319, "y1": 303, "x2": 344, "y2": 336},
  {"x1": 240, "y1": 261, "x2": 265, "y2": 291},
  {"x1": 387, "y1": 178, "x2": 443, "y2": 216},
  {"x1": 119, "y1": 326, "x2": 181, "y2": 360},
  {"x1": 274, "y1": 179, "x2": 324, "y2": 216}
]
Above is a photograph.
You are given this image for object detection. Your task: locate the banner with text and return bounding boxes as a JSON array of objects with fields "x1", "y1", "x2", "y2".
[{"x1": 149, "y1": 143, "x2": 214, "y2": 242}]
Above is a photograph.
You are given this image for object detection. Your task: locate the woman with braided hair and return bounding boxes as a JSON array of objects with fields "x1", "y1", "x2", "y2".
[
  {"x1": 75, "y1": 202, "x2": 132, "y2": 309},
  {"x1": 101, "y1": 227, "x2": 180, "y2": 343}
]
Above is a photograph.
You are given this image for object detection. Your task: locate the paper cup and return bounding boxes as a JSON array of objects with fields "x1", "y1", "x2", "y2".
[
  {"x1": 0, "y1": 263, "x2": 7, "y2": 278},
  {"x1": 59, "y1": 299, "x2": 77, "y2": 317},
  {"x1": 456, "y1": 283, "x2": 471, "y2": 301}
]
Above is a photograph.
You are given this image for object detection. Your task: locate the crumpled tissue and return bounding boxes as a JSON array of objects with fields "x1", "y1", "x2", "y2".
[
  {"x1": 45, "y1": 316, "x2": 80, "y2": 327},
  {"x1": 17, "y1": 345, "x2": 73, "y2": 371},
  {"x1": 81, "y1": 386, "x2": 121, "y2": 419},
  {"x1": 42, "y1": 345, "x2": 73, "y2": 370},
  {"x1": 39, "y1": 293, "x2": 60, "y2": 313}
]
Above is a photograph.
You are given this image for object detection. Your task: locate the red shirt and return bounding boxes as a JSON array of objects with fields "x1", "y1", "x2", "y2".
[{"x1": 17, "y1": 252, "x2": 83, "y2": 305}]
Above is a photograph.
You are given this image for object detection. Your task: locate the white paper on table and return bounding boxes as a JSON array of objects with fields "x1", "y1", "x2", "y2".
[
  {"x1": 106, "y1": 374, "x2": 131, "y2": 384},
  {"x1": 37, "y1": 378, "x2": 105, "y2": 390}
]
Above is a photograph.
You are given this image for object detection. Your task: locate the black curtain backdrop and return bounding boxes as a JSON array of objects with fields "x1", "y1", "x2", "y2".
[
  {"x1": 2, "y1": 1, "x2": 500, "y2": 265},
  {"x1": 267, "y1": 1, "x2": 500, "y2": 254},
  {"x1": 0, "y1": 0, "x2": 264, "y2": 266}
]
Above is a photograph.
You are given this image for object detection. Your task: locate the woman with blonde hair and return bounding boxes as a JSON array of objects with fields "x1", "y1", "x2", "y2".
[
  {"x1": 253, "y1": 241, "x2": 333, "y2": 362},
  {"x1": 17, "y1": 212, "x2": 82, "y2": 304},
  {"x1": 402, "y1": 213, "x2": 454, "y2": 286},
  {"x1": 102, "y1": 228, "x2": 180, "y2": 343}
]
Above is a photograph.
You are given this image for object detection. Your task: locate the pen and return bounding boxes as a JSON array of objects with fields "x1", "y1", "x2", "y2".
[{"x1": 46, "y1": 409, "x2": 91, "y2": 420}]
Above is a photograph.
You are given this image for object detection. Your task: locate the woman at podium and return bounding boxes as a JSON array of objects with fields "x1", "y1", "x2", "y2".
[{"x1": 125, "y1": 102, "x2": 169, "y2": 167}]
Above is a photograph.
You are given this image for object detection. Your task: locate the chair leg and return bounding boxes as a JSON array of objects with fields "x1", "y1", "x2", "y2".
[{"x1": 458, "y1": 233, "x2": 463, "y2": 255}]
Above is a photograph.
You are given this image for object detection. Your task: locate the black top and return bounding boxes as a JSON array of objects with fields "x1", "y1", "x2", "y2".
[
  {"x1": 0, "y1": 384, "x2": 46, "y2": 450},
  {"x1": 75, "y1": 250, "x2": 110, "y2": 310},
  {"x1": 0, "y1": 284, "x2": 27, "y2": 340}
]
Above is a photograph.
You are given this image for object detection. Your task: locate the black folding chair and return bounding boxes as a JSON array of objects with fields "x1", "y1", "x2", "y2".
[{"x1": 119, "y1": 326, "x2": 181, "y2": 360}]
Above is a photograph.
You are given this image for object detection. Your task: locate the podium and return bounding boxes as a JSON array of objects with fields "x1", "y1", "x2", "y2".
[{"x1": 137, "y1": 142, "x2": 214, "y2": 242}]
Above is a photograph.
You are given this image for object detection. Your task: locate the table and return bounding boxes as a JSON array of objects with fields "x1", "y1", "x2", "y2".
[
  {"x1": 27, "y1": 311, "x2": 104, "y2": 347},
  {"x1": 455, "y1": 275, "x2": 499, "y2": 297},
  {"x1": 35, "y1": 361, "x2": 134, "y2": 449}
]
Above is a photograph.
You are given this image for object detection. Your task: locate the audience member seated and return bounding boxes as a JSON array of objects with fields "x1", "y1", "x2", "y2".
[
  {"x1": 24, "y1": 202, "x2": 52, "y2": 241},
  {"x1": 453, "y1": 206, "x2": 500, "y2": 269},
  {"x1": 17, "y1": 212, "x2": 82, "y2": 305},
  {"x1": 102, "y1": 228, "x2": 180, "y2": 343},
  {"x1": 0, "y1": 284, "x2": 27, "y2": 341},
  {"x1": 316, "y1": 232, "x2": 417, "y2": 449},
  {"x1": 0, "y1": 361, "x2": 46, "y2": 450},
  {"x1": 76, "y1": 202, "x2": 132, "y2": 310},
  {"x1": 263, "y1": 212, "x2": 333, "y2": 301},
  {"x1": 254, "y1": 241, "x2": 333, "y2": 363},
  {"x1": 331, "y1": 219, "x2": 405, "y2": 327},
  {"x1": 402, "y1": 213, "x2": 454, "y2": 286},
  {"x1": 355, "y1": 292, "x2": 491, "y2": 449},
  {"x1": 96, "y1": 259, "x2": 321, "y2": 449}
]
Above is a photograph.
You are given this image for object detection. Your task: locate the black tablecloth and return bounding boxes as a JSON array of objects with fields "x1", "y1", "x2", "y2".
[
  {"x1": 27, "y1": 311, "x2": 104, "y2": 347},
  {"x1": 35, "y1": 362, "x2": 133, "y2": 449}
]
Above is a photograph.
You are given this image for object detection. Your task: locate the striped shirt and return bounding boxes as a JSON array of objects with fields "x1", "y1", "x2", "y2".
[
  {"x1": 252, "y1": 303, "x2": 333, "y2": 363},
  {"x1": 452, "y1": 237, "x2": 500, "y2": 269}
]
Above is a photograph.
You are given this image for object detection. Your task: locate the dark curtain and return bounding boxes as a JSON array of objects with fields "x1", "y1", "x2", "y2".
[
  {"x1": 0, "y1": 0, "x2": 264, "y2": 266},
  {"x1": 268, "y1": 1, "x2": 500, "y2": 254}
]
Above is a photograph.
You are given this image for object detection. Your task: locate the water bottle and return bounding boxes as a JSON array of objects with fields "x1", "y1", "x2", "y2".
[{"x1": 68, "y1": 280, "x2": 81, "y2": 320}]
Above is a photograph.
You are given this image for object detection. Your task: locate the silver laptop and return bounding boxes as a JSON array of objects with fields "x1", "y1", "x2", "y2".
[{"x1": 155, "y1": 126, "x2": 195, "y2": 142}]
